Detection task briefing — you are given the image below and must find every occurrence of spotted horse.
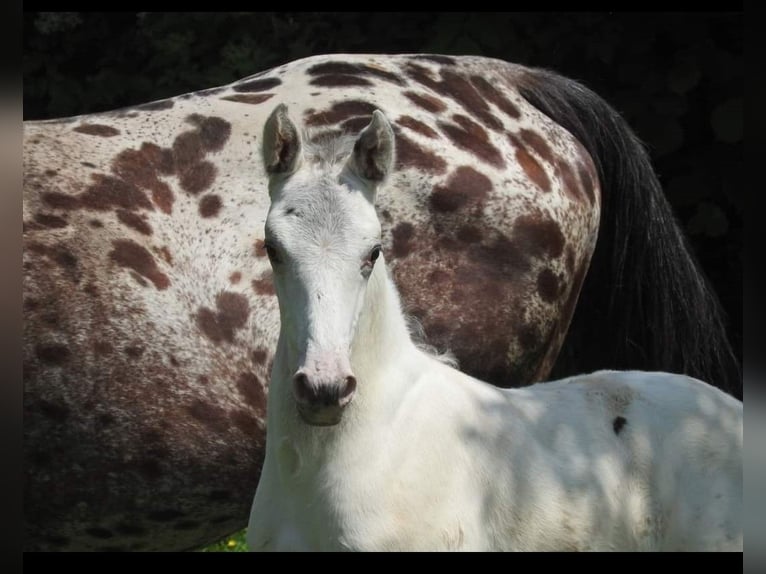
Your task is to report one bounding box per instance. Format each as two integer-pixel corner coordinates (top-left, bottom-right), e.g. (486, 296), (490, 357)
(23, 54), (740, 551)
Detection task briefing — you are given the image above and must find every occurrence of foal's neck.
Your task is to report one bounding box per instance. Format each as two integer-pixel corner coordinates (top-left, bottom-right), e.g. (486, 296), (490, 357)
(350, 257), (418, 382)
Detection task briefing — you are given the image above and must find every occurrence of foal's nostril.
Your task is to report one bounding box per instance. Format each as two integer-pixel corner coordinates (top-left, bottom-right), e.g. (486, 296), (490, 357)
(339, 376), (357, 406)
(293, 372), (312, 404)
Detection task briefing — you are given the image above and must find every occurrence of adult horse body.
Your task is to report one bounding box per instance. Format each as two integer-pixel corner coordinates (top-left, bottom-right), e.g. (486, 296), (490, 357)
(247, 106), (742, 551)
(23, 54), (739, 551)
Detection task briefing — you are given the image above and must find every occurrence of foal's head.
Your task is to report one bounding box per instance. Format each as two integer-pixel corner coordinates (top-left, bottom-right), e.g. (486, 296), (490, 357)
(261, 104), (395, 426)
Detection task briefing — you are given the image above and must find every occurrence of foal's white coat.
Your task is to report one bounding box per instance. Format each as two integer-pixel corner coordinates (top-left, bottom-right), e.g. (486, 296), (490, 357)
(247, 106), (743, 552)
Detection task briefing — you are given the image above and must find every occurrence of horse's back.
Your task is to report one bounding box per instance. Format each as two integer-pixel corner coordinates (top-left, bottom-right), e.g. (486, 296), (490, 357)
(524, 370), (742, 551)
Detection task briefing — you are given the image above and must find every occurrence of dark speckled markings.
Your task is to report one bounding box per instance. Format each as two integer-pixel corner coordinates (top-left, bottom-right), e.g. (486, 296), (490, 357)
(23, 54), (604, 552)
(196, 292), (250, 345)
(307, 61), (406, 88)
(221, 93), (275, 105)
(74, 123), (120, 137)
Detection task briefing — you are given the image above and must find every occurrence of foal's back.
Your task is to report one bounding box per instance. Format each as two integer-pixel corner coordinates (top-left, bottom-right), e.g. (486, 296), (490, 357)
(461, 369), (742, 551)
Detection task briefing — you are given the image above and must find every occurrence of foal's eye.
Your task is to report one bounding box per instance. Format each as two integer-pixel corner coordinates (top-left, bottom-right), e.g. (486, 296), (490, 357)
(369, 245), (382, 264)
(264, 242), (280, 264)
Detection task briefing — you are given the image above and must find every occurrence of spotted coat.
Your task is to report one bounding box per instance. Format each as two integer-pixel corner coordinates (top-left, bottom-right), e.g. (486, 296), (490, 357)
(23, 54), (598, 551)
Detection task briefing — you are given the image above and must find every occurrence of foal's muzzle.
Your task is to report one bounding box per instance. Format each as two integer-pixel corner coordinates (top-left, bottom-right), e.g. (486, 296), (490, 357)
(292, 371), (357, 426)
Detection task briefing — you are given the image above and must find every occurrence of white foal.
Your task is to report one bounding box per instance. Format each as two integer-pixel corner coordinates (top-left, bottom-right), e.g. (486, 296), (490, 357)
(246, 105), (743, 552)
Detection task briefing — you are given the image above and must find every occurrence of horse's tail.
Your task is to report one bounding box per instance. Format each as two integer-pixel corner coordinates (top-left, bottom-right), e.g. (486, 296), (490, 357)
(516, 67), (741, 398)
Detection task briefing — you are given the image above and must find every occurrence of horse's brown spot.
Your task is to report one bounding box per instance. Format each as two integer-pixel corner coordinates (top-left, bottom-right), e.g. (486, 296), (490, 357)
(509, 134), (551, 192)
(109, 239), (170, 290)
(197, 308), (224, 345)
(221, 93), (275, 105)
(517, 323), (541, 351)
(231, 408), (261, 437)
(252, 273), (275, 296)
(537, 268), (560, 303)
(394, 131), (447, 174)
(169, 355), (179, 367)
(253, 239), (268, 258)
(152, 185), (174, 214)
(512, 215), (565, 259)
(519, 129), (554, 164)
(172, 131), (204, 173)
(471, 75), (521, 120)
(236, 372), (266, 412)
(307, 61), (406, 86)
(613, 416), (627, 435)
(186, 115), (232, 152)
(391, 222), (415, 259)
(305, 101), (377, 127)
(187, 399), (228, 433)
(112, 144), (174, 212)
(229, 271), (242, 284)
(88, 219), (103, 228)
(125, 345), (144, 358)
(557, 159), (583, 203)
(403, 91), (447, 114)
(411, 54), (458, 65)
(116, 209), (152, 235)
(33, 213), (68, 229)
(405, 64), (503, 131)
(81, 161), (96, 168)
(457, 225), (483, 243)
(309, 75), (373, 87)
(179, 161), (216, 195)
(81, 174), (154, 212)
(398, 115), (438, 138)
(199, 194), (222, 218)
(196, 292), (250, 344)
(430, 166), (493, 213)
(85, 527), (114, 539)
(26, 242), (79, 281)
(41, 192), (80, 210)
(251, 348), (268, 365)
(94, 341), (113, 356)
(74, 124), (120, 137)
(136, 99), (175, 111)
(232, 77), (282, 92)
(438, 115), (504, 168)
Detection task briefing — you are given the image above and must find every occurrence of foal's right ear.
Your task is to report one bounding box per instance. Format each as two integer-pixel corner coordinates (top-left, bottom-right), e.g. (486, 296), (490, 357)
(262, 104), (302, 175)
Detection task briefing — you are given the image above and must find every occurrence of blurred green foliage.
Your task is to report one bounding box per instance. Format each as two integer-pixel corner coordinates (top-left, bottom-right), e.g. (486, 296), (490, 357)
(23, 12), (742, 361)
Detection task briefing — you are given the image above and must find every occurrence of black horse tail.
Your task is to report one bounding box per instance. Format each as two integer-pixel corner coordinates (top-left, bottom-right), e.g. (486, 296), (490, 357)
(516, 67), (741, 398)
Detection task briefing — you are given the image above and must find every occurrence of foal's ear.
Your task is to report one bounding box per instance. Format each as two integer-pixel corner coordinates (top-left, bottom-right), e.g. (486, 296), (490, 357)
(262, 104), (302, 175)
(348, 110), (395, 183)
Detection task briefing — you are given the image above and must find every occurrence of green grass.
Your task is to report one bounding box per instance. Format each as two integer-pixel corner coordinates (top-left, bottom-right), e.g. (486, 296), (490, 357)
(200, 529), (249, 552)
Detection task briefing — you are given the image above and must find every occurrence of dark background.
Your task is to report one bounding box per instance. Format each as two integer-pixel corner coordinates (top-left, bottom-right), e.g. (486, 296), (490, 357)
(23, 12), (743, 367)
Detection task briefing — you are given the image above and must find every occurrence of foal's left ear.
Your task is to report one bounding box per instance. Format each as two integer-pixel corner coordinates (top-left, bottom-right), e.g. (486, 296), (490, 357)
(347, 110), (395, 183)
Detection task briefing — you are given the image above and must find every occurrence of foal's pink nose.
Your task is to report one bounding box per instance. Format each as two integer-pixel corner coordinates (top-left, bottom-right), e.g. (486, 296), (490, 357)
(292, 371), (357, 426)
